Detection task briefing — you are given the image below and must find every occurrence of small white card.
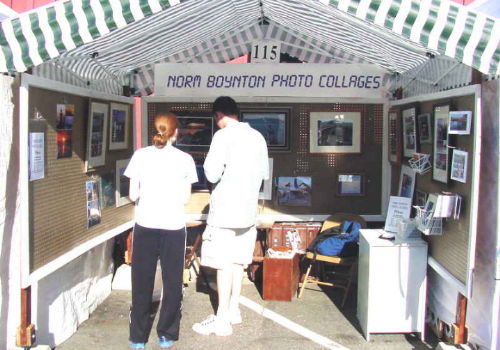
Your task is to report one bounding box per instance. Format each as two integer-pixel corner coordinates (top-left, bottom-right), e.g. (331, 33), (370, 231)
(384, 196), (412, 233)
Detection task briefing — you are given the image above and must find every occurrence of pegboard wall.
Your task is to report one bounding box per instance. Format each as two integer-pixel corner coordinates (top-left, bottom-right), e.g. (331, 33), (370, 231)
(391, 94), (475, 284)
(29, 87), (134, 272)
(147, 101), (384, 216)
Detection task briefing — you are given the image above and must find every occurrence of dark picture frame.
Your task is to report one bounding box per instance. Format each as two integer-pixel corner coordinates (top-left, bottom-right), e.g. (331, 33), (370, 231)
(175, 112), (214, 152)
(417, 113), (432, 144)
(433, 103), (451, 183)
(388, 109), (402, 164)
(85, 101), (109, 171)
(240, 108), (290, 151)
(336, 173), (365, 196)
(109, 103), (130, 150)
(402, 106), (418, 158)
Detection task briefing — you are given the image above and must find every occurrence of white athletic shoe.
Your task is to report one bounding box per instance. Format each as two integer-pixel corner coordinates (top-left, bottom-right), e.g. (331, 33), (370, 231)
(192, 315), (233, 336)
(229, 308), (242, 325)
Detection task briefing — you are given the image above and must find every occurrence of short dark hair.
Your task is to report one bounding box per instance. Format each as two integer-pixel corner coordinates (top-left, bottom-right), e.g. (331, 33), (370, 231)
(212, 96), (239, 118)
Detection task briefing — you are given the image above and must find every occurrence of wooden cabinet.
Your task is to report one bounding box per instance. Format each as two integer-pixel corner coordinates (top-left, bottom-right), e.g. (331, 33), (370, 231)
(263, 253), (300, 301)
(357, 229), (428, 341)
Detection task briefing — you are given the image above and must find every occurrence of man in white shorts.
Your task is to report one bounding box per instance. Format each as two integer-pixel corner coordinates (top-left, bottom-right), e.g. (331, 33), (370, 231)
(192, 96), (269, 336)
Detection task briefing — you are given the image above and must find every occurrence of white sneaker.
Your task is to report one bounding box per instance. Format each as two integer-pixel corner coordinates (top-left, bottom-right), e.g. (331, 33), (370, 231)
(192, 315), (233, 336)
(229, 308), (242, 325)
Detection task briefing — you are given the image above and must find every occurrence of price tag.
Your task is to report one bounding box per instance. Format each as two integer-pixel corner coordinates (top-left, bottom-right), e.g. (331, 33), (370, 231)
(251, 41), (280, 63)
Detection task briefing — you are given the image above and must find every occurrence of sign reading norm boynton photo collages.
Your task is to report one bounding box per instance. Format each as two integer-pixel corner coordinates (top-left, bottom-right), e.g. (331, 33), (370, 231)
(154, 63), (387, 99)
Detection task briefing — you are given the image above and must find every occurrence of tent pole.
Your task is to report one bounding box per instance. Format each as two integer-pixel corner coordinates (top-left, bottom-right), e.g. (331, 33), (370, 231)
(16, 287), (35, 347)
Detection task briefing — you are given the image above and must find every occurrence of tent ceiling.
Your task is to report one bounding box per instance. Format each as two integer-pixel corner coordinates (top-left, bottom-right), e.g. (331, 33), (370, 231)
(0, 0), (498, 95)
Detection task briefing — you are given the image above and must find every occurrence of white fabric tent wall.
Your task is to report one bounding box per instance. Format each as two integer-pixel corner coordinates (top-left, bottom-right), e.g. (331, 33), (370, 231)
(0, 74), (22, 350)
(33, 241), (114, 348)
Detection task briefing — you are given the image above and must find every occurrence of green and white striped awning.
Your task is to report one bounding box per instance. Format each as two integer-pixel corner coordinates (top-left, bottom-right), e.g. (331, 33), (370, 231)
(0, 0), (498, 93)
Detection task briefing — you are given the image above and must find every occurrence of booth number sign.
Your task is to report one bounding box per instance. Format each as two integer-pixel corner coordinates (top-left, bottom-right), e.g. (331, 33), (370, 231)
(251, 41), (281, 63)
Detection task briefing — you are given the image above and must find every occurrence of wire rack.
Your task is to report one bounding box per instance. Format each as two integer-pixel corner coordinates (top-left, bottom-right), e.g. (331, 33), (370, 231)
(409, 153), (432, 174)
(414, 206), (443, 235)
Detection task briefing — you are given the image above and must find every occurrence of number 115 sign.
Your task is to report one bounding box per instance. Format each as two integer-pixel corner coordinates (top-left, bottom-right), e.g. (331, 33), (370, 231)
(251, 41), (281, 63)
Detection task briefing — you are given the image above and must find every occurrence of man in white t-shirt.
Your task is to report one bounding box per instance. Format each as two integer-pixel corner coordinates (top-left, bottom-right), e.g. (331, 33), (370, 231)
(192, 96), (269, 336)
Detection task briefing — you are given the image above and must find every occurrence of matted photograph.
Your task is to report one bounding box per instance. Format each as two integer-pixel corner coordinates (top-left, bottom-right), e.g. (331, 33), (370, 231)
(176, 115), (214, 152)
(259, 158), (274, 200)
(417, 113), (432, 144)
(433, 104), (450, 183)
(398, 165), (416, 200)
(109, 103), (129, 150)
(100, 172), (116, 208)
(116, 159), (132, 207)
(336, 173), (364, 196)
(450, 149), (468, 183)
(241, 109), (289, 150)
(276, 176), (312, 206)
(448, 111), (472, 135)
(86, 102), (109, 170)
(402, 107), (417, 157)
(388, 110), (402, 164)
(85, 180), (101, 228)
(310, 112), (361, 153)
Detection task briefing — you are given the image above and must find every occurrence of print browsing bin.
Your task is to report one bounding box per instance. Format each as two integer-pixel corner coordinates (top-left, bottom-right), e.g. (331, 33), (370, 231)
(267, 222), (322, 251)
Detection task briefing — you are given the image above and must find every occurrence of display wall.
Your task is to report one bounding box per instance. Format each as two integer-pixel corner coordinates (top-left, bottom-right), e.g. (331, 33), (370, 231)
(28, 86), (134, 271)
(146, 101), (384, 216)
(390, 94), (475, 284)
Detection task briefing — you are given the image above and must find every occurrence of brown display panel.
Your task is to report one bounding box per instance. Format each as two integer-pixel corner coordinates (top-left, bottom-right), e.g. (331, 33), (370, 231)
(147, 102), (384, 216)
(29, 87), (134, 272)
(392, 95), (475, 284)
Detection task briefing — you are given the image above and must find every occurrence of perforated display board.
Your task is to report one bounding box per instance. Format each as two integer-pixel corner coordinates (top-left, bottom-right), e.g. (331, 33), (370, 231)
(146, 101), (384, 216)
(29, 87), (134, 272)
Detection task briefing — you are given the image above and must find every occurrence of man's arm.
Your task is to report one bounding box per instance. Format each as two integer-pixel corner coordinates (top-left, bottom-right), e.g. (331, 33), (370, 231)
(204, 132), (226, 184)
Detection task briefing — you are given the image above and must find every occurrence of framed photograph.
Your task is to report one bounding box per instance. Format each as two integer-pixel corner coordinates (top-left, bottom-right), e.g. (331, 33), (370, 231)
(433, 104), (450, 183)
(115, 159), (132, 207)
(86, 102), (109, 170)
(176, 114), (214, 152)
(56, 104), (75, 158)
(85, 180), (102, 228)
(450, 149), (468, 183)
(109, 103), (129, 150)
(241, 108), (290, 151)
(398, 165), (416, 200)
(336, 173), (365, 196)
(417, 113), (432, 144)
(309, 111), (361, 153)
(388, 109), (402, 164)
(415, 190), (428, 208)
(276, 176), (312, 206)
(448, 111), (472, 135)
(402, 106), (417, 157)
(259, 158), (274, 200)
(100, 172), (116, 208)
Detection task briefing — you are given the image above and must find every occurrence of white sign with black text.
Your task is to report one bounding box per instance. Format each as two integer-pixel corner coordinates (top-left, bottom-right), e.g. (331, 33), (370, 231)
(384, 196), (412, 234)
(251, 41), (281, 63)
(154, 63), (386, 98)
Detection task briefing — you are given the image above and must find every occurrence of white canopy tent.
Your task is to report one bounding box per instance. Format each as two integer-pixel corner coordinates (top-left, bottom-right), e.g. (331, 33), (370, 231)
(0, 0), (498, 96)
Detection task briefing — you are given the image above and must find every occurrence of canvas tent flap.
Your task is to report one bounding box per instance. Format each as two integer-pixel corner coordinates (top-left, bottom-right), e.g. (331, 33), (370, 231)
(0, 0), (498, 92)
